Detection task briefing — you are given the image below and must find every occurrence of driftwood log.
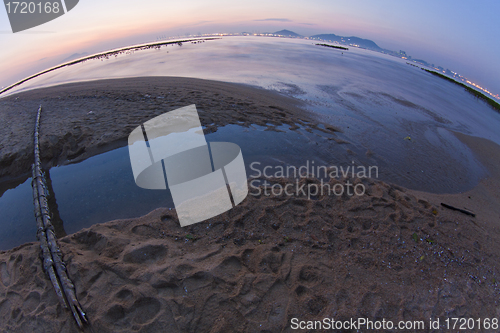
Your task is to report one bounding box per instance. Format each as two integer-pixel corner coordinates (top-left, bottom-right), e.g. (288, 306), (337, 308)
(31, 105), (88, 329)
(440, 203), (476, 217)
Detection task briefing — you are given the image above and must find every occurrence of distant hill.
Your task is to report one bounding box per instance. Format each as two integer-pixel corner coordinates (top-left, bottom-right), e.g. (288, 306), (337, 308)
(273, 29), (302, 37)
(310, 34), (382, 51)
(267, 31), (381, 51)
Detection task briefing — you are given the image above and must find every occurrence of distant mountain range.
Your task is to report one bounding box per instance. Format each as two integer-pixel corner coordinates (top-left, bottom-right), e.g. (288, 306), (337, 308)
(271, 30), (382, 52)
(273, 29), (302, 37)
(309, 34), (382, 51)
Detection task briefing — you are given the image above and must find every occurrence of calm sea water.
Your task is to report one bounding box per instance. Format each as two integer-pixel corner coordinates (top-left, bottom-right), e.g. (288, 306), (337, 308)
(1, 36), (499, 250)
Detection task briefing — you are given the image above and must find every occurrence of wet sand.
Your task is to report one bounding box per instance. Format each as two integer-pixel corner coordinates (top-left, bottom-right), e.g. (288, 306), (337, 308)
(0, 78), (500, 332)
(0, 77), (338, 194)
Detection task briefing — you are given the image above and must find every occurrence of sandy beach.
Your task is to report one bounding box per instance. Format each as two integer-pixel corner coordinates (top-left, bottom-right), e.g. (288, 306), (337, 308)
(1, 77), (500, 332)
(0, 77), (339, 195)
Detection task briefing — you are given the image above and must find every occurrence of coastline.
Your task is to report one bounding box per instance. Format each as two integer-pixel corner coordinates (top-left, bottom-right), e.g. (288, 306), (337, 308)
(0, 77), (499, 331)
(407, 131), (500, 231)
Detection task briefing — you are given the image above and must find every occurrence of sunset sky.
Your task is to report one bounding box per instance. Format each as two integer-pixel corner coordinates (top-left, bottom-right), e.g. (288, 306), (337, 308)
(1, 0), (499, 94)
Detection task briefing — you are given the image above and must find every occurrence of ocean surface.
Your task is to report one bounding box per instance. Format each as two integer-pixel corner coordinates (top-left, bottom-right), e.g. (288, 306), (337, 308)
(1, 36), (500, 250)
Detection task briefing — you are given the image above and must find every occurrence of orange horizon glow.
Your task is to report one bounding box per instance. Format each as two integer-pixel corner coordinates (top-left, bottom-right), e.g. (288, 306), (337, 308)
(1, 0), (499, 95)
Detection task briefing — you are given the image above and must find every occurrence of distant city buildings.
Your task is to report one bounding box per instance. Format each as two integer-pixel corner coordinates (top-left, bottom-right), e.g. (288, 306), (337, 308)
(407, 58), (499, 100)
